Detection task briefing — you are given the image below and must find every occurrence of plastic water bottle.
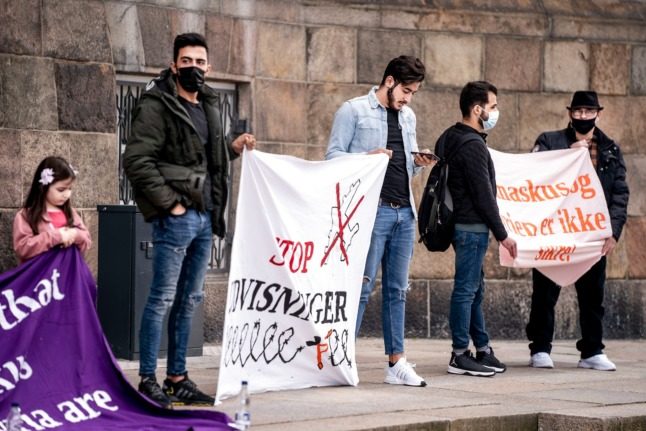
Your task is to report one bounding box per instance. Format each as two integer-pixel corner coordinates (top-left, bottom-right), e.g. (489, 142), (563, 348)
(234, 380), (251, 430)
(6, 403), (23, 431)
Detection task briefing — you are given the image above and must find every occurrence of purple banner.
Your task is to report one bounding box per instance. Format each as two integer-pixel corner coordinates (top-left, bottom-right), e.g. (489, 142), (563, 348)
(0, 247), (232, 430)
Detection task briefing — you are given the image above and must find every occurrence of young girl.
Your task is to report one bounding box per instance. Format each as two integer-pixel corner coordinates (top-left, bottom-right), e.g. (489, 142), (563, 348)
(13, 156), (92, 263)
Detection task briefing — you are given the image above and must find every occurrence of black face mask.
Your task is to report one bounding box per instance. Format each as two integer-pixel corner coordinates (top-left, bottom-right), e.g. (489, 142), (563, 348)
(571, 117), (596, 134)
(176, 66), (205, 93)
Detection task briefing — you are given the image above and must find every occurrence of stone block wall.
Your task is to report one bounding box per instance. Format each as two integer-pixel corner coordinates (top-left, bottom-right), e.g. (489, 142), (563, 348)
(1, 0), (645, 343)
(0, 0), (118, 272)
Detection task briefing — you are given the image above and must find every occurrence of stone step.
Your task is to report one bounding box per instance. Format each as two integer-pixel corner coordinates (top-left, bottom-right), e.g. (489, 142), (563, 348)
(118, 339), (646, 431)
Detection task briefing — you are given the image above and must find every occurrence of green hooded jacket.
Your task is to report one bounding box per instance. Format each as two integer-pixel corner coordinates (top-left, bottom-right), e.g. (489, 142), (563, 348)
(123, 68), (238, 237)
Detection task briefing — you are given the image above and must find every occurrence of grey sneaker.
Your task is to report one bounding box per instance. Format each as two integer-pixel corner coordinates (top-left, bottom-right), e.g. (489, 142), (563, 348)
(476, 348), (507, 373)
(138, 376), (172, 409)
(448, 350), (495, 377)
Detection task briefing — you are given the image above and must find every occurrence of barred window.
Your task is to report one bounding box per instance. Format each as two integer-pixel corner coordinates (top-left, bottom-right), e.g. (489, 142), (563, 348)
(115, 75), (237, 273)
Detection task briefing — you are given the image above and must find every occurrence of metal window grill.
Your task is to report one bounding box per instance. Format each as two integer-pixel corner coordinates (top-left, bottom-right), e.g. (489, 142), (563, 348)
(115, 76), (237, 273)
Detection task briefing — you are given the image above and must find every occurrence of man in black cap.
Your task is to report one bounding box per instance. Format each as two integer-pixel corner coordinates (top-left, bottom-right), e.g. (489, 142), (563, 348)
(526, 90), (629, 371)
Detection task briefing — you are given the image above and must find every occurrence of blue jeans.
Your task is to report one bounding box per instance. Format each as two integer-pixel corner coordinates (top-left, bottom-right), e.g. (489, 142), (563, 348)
(139, 209), (212, 377)
(449, 229), (490, 351)
(356, 204), (415, 355)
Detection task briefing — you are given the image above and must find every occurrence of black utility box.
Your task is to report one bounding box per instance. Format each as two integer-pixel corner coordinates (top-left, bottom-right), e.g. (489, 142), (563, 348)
(96, 205), (203, 360)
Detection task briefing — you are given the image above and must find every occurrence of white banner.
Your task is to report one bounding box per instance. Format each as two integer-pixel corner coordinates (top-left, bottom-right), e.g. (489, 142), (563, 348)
(490, 147), (612, 286)
(216, 150), (388, 402)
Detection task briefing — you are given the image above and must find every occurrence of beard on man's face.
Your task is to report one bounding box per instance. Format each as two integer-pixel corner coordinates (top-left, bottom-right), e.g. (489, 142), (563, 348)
(387, 86), (403, 110)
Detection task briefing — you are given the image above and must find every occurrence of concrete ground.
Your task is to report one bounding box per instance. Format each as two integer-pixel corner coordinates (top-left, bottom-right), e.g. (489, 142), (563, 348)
(119, 338), (646, 430)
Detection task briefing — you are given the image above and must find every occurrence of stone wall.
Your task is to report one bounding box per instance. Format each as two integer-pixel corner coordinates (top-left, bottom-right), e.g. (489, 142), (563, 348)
(1, 0), (645, 343)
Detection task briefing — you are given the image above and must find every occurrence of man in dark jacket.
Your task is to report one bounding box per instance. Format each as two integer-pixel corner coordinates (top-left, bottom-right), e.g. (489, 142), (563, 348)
(443, 81), (517, 377)
(124, 33), (255, 408)
(527, 91), (629, 371)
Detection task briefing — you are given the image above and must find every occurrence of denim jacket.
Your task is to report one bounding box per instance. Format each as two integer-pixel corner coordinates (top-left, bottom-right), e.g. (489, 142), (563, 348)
(325, 86), (423, 215)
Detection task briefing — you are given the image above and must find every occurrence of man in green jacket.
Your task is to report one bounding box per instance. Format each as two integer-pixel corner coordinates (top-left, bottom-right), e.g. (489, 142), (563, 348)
(124, 32), (255, 408)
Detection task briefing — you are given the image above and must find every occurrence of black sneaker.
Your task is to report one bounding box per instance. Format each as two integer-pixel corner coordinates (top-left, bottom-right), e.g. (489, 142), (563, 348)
(138, 376), (172, 409)
(163, 375), (215, 406)
(476, 348), (507, 373)
(448, 350), (495, 377)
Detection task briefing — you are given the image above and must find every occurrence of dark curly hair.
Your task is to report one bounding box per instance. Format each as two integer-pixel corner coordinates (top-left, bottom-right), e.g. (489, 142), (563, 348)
(380, 56), (426, 86)
(459, 81), (498, 118)
(173, 33), (209, 62)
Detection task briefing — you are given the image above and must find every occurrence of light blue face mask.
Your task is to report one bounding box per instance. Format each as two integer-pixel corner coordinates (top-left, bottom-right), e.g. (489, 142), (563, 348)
(481, 109), (500, 131)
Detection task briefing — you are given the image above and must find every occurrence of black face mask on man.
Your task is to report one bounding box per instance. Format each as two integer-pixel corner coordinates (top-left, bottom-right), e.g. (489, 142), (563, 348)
(175, 66), (205, 92)
(571, 117), (596, 134)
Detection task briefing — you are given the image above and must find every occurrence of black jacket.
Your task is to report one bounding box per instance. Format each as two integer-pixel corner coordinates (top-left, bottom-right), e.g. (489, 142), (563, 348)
(442, 122), (508, 241)
(532, 125), (629, 240)
(123, 68), (237, 237)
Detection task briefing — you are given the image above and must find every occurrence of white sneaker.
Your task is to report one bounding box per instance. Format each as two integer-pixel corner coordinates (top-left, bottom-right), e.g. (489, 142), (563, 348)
(384, 358), (427, 387)
(529, 352), (554, 368)
(578, 354), (616, 371)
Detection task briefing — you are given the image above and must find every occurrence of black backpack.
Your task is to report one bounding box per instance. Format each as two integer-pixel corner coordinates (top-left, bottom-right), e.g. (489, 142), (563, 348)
(417, 131), (475, 252)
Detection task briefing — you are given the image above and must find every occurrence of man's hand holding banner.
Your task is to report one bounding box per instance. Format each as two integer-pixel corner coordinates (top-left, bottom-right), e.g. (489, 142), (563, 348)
(490, 147), (612, 286)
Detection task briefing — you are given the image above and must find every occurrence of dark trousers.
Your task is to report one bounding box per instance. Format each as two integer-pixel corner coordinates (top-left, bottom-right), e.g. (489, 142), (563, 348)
(526, 257), (606, 359)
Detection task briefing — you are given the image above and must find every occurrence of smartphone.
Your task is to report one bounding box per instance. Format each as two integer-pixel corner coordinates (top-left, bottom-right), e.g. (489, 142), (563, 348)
(411, 151), (440, 162)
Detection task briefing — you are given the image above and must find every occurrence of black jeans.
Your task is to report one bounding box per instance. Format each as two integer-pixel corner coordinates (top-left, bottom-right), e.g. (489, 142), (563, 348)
(526, 257), (606, 359)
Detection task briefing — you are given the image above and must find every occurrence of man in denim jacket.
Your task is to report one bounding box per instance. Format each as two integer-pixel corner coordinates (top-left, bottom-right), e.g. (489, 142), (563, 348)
(326, 56), (435, 387)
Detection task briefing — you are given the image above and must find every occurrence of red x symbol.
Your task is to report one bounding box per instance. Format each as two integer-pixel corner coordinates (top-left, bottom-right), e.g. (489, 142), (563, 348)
(320, 182), (365, 266)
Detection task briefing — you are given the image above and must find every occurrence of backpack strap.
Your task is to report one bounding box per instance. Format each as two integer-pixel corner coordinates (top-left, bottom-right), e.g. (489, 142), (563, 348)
(439, 130), (483, 166)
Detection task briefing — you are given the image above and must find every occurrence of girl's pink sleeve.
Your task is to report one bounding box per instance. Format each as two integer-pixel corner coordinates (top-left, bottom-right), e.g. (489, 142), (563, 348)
(72, 209), (92, 252)
(13, 210), (62, 262)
